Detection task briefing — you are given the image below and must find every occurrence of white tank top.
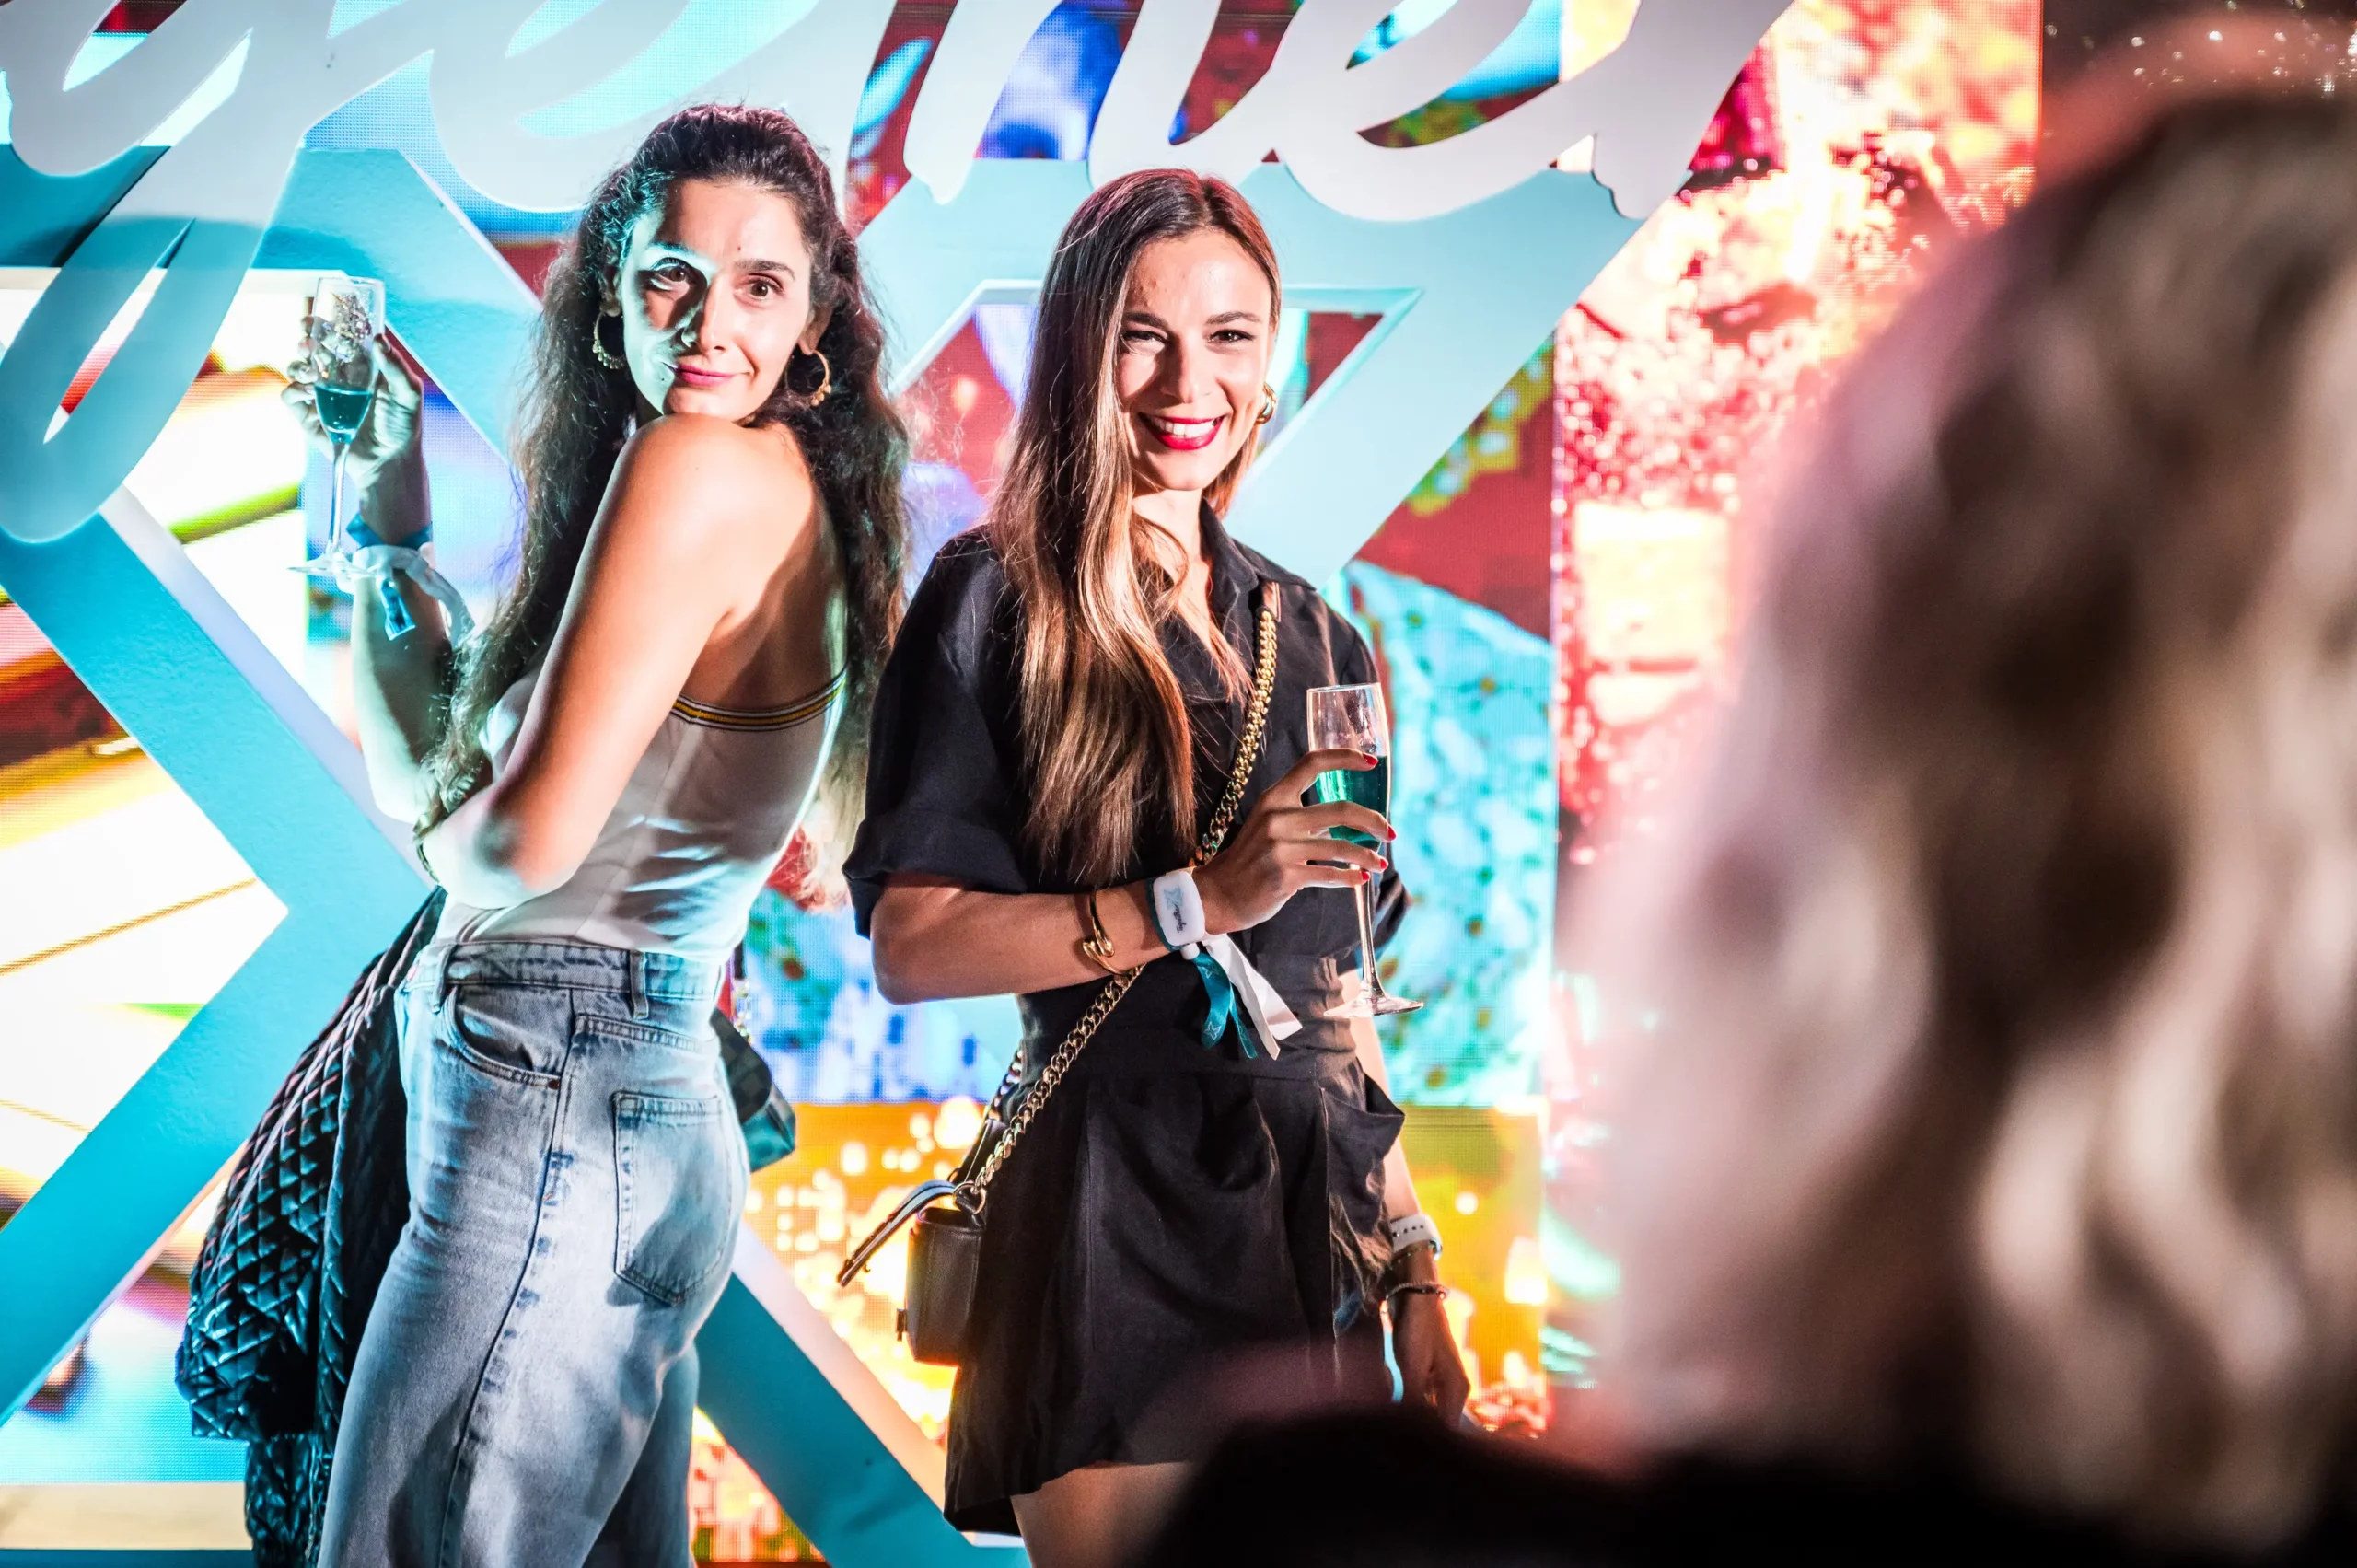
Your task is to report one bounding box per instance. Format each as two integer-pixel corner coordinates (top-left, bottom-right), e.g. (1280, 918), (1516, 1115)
(435, 658), (845, 962)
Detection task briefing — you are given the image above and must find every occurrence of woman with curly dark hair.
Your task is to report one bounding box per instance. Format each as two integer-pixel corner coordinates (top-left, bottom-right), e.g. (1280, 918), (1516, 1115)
(294, 104), (906, 1565)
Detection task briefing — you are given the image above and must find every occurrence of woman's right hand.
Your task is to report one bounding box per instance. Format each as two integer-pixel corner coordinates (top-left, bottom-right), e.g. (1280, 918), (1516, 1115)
(1195, 748), (1392, 935)
(282, 338), (431, 544)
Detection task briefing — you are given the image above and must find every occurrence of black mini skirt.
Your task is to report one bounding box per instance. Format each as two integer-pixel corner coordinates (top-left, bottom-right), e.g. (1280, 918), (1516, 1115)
(942, 986), (1406, 1534)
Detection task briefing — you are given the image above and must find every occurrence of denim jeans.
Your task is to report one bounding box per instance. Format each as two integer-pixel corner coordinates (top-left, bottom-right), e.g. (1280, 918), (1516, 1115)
(317, 939), (747, 1568)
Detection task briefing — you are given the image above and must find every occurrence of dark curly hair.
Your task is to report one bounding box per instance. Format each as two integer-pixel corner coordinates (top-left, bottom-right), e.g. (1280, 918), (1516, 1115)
(418, 103), (907, 851)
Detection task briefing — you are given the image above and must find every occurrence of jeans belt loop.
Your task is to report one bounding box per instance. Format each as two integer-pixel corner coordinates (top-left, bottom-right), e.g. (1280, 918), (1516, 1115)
(629, 950), (650, 1020)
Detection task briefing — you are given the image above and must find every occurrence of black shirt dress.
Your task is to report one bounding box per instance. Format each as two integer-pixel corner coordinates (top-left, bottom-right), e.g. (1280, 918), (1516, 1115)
(845, 509), (1410, 1532)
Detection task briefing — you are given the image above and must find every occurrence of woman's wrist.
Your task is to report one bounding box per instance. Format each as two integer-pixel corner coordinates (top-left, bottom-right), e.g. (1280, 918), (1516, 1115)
(1192, 863), (1239, 937)
(352, 445), (433, 546)
(1072, 880), (1168, 972)
(1387, 1240), (1440, 1286)
(414, 817), (453, 889)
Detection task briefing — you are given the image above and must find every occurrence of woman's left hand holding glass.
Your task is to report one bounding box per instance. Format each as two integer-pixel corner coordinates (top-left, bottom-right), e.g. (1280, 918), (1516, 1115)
(285, 341), (472, 643)
(283, 337), (431, 546)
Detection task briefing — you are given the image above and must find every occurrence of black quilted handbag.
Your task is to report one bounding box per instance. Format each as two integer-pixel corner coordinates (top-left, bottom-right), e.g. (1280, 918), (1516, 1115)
(178, 889), (441, 1568)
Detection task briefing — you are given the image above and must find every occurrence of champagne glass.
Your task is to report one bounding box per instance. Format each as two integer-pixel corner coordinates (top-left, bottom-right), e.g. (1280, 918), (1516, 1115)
(297, 274), (384, 583)
(1308, 683), (1422, 1018)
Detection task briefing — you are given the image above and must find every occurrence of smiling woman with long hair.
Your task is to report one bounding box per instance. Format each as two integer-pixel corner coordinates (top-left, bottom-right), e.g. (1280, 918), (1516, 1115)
(847, 170), (1469, 1568)
(288, 104), (905, 1565)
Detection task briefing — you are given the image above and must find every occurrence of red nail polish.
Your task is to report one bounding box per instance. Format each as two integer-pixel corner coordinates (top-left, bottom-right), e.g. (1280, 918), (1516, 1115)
(1360, 869), (1371, 883)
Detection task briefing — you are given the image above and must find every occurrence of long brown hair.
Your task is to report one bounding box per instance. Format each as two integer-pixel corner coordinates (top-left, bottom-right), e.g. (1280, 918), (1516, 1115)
(992, 170), (1279, 885)
(419, 104), (907, 843)
(1598, 94), (2357, 1548)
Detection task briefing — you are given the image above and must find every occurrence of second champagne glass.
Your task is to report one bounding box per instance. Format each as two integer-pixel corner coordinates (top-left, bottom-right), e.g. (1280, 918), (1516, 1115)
(298, 273), (385, 583)
(1307, 683), (1422, 1018)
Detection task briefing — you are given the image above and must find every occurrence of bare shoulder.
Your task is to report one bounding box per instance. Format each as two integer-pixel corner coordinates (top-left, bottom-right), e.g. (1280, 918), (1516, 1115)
(614, 412), (814, 505)
(603, 413), (818, 558)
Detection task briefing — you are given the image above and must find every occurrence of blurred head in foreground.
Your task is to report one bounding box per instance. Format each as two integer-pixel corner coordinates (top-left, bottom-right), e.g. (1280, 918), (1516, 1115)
(1601, 91), (2357, 1551)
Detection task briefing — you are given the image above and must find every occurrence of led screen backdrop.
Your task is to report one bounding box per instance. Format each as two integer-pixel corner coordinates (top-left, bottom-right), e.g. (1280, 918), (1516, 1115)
(0, 0), (2037, 1559)
(1541, 0), (2040, 1390)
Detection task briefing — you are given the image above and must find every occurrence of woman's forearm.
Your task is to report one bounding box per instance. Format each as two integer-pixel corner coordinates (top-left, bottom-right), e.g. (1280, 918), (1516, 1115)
(1382, 1136), (1438, 1284)
(346, 448), (447, 819)
(350, 563), (451, 820)
(870, 878), (1176, 1003)
(417, 782), (575, 909)
(1348, 1015), (1432, 1241)
(869, 833), (1359, 1005)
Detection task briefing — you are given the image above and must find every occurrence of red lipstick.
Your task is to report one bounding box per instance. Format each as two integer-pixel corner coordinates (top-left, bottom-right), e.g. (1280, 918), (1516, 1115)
(1141, 412), (1225, 452)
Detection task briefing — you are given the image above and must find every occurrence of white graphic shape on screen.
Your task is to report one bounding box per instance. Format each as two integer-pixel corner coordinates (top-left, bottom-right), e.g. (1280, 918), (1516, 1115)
(0, 0), (890, 211)
(908, 0), (1792, 220)
(5, 0), (1786, 221)
(1079, 0), (1527, 195)
(424, 0), (897, 211)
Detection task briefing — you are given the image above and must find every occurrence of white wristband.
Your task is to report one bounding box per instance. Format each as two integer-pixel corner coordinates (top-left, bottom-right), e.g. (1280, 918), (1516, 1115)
(1150, 868), (1208, 955)
(1384, 1212), (1442, 1260)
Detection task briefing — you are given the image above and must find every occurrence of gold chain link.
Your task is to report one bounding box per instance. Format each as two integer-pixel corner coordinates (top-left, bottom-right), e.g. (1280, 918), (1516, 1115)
(1192, 598), (1280, 862)
(965, 587), (1283, 1203)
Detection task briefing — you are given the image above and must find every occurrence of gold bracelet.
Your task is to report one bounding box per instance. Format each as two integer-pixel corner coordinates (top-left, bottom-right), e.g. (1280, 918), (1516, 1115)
(1075, 889), (1120, 974)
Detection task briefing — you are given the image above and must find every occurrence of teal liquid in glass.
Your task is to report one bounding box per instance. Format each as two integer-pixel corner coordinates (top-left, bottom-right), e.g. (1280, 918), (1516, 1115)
(1311, 756), (1389, 848)
(314, 382), (376, 440)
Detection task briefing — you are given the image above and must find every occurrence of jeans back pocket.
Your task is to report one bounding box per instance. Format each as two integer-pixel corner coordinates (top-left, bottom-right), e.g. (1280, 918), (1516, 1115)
(612, 1090), (733, 1306)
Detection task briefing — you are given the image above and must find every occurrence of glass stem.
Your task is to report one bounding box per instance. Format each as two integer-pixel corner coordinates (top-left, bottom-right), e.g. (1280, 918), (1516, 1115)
(328, 438), (349, 559)
(1353, 875), (1383, 1003)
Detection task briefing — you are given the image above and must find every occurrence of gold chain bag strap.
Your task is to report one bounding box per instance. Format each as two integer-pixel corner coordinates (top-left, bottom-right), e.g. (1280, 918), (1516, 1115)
(839, 581), (1285, 1365)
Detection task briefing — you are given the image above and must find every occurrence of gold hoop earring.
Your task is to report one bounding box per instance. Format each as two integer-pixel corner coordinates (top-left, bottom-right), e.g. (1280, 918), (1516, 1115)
(591, 311), (626, 372)
(1258, 383), (1278, 424)
(796, 347), (832, 403)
